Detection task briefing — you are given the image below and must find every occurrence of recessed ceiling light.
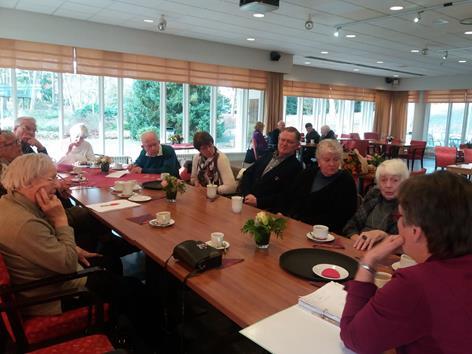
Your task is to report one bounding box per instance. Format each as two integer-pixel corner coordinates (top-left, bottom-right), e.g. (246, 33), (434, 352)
(393, 74), (399, 77)
(376, 61), (384, 64)
(458, 60), (467, 63)
(345, 34), (356, 38)
(410, 49), (420, 53)
(144, 19), (154, 23)
(320, 51), (329, 54)
(253, 13), (264, 18)
(390, 6), (404, 11)
(246, 37), (255, 41)
(353, 68), (360, 72)
(304, 61), (311, 65)
(465, 31), (472, 35)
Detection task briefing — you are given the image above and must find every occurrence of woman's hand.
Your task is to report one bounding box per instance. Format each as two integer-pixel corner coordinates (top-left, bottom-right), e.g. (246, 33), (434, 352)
(76, 246), (101, 267)
(353, 230), (388, 251)
(35, 188), (68, 228)
(362, 235), (405, 267)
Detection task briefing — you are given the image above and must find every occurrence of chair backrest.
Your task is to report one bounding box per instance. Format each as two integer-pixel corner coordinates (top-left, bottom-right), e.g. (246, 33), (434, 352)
(463, 148), (472, 164)
(350, 133), (361, 140)
(408, 140), (427, 159)
(340, 133), (350, 139)
(353, 140), (369, 156)
(364, 132), (379, 140)
(434, 146), (457, 168)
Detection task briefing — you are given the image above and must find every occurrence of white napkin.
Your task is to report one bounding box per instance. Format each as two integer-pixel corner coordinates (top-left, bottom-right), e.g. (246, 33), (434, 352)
(105, 170), (129, 178)
(86, 199), (140, 213)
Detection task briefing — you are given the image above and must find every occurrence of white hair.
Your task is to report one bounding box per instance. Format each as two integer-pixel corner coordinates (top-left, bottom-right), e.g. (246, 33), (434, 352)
(316, 139), (343, 159)
(375, 159), (410, 182)
(14, 116), (36, 129)
(70, 123), (89, 139)
(2, 154), (54, 191)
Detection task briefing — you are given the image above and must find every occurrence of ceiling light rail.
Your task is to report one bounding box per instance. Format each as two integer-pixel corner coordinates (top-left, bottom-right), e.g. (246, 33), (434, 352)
(333, 0), (472, 30)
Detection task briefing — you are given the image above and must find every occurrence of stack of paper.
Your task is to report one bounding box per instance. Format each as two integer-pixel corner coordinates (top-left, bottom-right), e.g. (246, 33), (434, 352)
(298, 281), (347, 325)
(105, 170), (129, 178)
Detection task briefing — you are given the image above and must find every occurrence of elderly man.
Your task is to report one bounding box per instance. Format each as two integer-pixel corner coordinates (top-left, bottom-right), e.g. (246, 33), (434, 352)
(129, 131), (180, 177)
(302, 123), (321, 168)
(268, 120), (286, 151)
(240, 126), (302, 212)
(14, 116), (48, 154)
(0, 130), (22, 195)
(320, 125), (336, 140)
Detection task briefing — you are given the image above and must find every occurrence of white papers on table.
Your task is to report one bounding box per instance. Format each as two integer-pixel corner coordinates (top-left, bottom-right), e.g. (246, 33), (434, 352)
(298, 281), (347, 325)
(105, 170), (129, 178)
(240, 282), (353, 354)
(86, 199), (140, 213)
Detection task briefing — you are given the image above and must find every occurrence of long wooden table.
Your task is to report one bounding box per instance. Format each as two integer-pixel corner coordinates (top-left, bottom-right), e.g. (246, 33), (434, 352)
(70, 185), (397, 328)
(447, 163), (472, 176)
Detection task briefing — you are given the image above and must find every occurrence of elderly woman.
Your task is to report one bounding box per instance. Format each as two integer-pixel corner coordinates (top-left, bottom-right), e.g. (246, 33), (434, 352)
(252, 121), (268, 160)
(340, 172), (472, 354)
(190, 131), (236, 195)
(283, 139), (357, 234)
(0, 154), (149, 325)
(343, 159), (410, 250)
(58, 123), (94, 164)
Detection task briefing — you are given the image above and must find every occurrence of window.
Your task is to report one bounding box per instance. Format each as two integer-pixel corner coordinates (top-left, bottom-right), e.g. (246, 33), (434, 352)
(104, 77), (119, 156)
(448, 103), (465, 147)
(0, 68), (13, 129)
(189, 85), (210, 139)
(17, 70), (60, 159)
(427, 103), (448, 147)
(466, 106), (472, 143)
(246, 89), (263, 147)
(405, 103), (415, 143)
(216, 87), (237, 150)
(166, 82), (183, 143)
(123, 79), (160, 158)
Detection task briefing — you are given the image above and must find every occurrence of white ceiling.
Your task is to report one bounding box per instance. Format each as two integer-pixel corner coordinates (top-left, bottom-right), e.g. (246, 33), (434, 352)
(2, 0), (472, 78)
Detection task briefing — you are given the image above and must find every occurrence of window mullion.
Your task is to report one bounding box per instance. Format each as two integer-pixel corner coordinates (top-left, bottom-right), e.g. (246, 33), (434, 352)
(58, 73), (64, 140)
(160, 82), (166, 142)
(99, 76), (105, 154)
(118, 78), (124, 155)
(210, 86), (216, 138)
(183, 83), (189, 143)
(11, 68), (17, 119)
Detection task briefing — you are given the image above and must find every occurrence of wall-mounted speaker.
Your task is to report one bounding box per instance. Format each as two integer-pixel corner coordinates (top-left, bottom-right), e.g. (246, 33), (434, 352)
(270, 51), (281, 61)
(385, 77), (400, 86)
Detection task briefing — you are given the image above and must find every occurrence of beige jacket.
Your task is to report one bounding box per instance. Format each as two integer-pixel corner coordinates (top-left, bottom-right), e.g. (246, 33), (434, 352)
(0, 192), (85, 316)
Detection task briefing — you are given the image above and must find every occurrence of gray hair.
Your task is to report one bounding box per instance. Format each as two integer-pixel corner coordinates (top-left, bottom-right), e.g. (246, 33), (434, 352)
(375, 158), (410, 182)
(2, 154), (54, 192)
(316, 139), (343, 159)
(14, 116), (36, 129)
(70, 123), (89, 139)
(0, 130), (16, 146)
(140, 130), (159, 142)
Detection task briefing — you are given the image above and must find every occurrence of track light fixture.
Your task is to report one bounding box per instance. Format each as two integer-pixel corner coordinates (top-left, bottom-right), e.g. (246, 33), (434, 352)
(305, 14), (314, 30)
(442, 50), (448, 60)
(157, 14), (167, 31)
(414, 11), (423, 23)
(334, 26), (341, 37)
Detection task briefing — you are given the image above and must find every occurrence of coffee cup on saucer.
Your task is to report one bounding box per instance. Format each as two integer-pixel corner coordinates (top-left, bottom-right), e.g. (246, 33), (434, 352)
(399, 254), (417, 268)
(207, 184), (218, 199)
(210, 232), (224, 248)
(156, 211), (171, 225)
(114, 181), (125, 192)
(374, 272), (392, 288)
(122, 181), (135, 196)
(231, 196), (243, 213)
(312, 225), (329, 240)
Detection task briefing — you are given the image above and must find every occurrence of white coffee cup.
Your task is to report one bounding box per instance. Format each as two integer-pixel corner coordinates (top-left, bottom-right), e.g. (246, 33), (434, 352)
(231, 196), (243, 213)
(156, 211), (171, 225)
(114, 181), (125, 191)
(113, 162), (122, 170)
(211, 232), (224, 248)
(122, 180), (135, 196)
(207, 184), (218, 199)
(374, 272), (392, 288)
(160, 172), (170, 181)
(312, 225), (329, 240)
(72, 166), (82, 174)
(399, 254), (417, 268)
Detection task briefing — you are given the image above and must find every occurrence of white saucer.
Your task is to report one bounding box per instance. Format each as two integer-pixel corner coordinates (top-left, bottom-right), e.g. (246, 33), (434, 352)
(312, 264), (349, 280)
(149, 219), (175, 228)
(128, 195), (151, 202)
(306, 232), (335, 243)
(117, 192), (135, 198)
(71, 177), (87, 182)
(110, 185), (141, 193)
(205, 240), (230, 250)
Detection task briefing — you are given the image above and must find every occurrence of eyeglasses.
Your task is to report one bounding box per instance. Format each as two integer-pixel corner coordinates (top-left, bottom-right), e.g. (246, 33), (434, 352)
(20, 124), (37, 133)
(392, 211), (403, 222)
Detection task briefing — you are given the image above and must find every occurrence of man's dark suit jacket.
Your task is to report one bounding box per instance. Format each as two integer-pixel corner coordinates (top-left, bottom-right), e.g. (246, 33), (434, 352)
(240, 152), (302, 212)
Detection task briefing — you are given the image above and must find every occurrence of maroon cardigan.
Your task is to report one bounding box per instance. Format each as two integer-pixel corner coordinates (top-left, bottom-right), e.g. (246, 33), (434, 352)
(340, 254), (472, 354)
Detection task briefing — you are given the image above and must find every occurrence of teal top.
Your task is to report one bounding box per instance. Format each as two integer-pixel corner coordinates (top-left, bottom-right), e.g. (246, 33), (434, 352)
(134, 144), (180, 177)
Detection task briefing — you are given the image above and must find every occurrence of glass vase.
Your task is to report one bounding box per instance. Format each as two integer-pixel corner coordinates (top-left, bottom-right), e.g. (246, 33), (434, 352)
(165, 190), (177, 202)
(101, 163), (110, 173)
(254, 229), (271, 249)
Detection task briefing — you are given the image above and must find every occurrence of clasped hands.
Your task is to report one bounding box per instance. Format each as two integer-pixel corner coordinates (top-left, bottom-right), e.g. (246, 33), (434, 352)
(352, 230), (389, 251)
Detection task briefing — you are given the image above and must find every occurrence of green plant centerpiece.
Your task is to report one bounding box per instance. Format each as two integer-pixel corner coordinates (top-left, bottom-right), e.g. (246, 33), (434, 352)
(95, 155), (112, 172)
(161, 175), (186, 202)
(241, 211), (287, 249)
